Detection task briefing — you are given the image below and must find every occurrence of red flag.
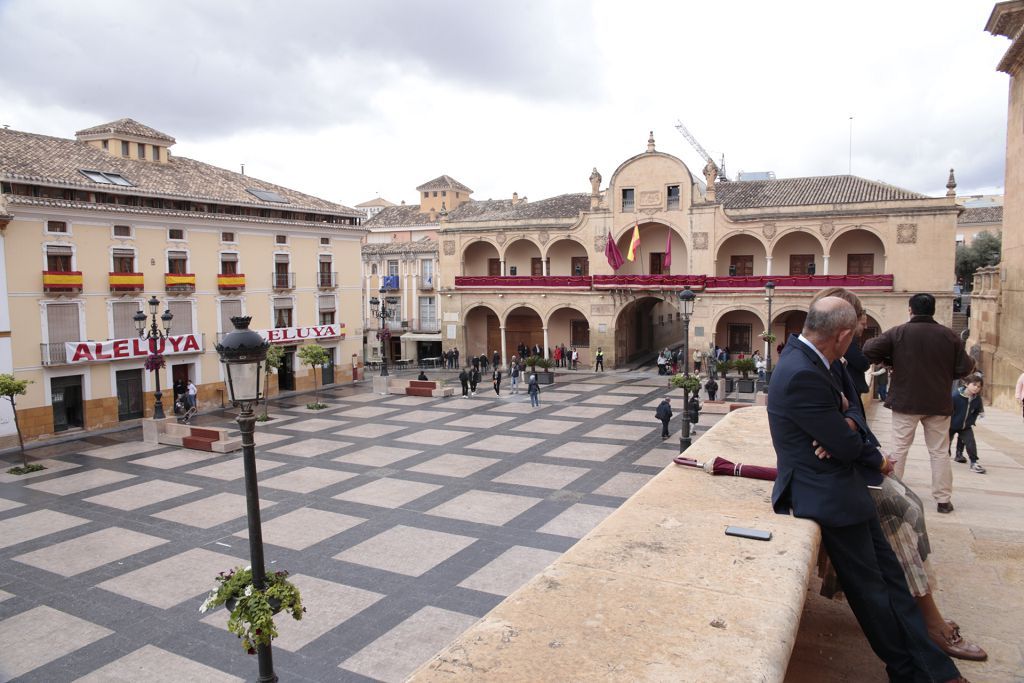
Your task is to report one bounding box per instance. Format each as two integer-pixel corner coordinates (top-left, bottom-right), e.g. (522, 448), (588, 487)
(605, 230), (624, 270)
(664, 228), (672, 268)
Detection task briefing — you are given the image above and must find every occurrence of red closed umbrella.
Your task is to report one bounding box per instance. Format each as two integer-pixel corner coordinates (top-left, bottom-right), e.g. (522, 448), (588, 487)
(674, 456), (777, 481)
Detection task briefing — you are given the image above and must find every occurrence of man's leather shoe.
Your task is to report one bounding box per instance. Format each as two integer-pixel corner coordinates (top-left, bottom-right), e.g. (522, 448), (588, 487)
(937, 502), (955, 513)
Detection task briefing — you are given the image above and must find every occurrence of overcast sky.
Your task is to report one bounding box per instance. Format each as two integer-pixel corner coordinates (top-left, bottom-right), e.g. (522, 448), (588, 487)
(0, 0), (1010, 208)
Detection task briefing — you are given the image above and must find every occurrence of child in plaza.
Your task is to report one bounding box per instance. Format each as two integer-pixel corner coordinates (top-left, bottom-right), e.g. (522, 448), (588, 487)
(949, 373), (986, 474)
(704, 376), (718, 401)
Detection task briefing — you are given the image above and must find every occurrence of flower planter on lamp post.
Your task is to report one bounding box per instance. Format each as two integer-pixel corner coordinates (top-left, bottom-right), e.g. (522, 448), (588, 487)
(134, 296), (173, 419)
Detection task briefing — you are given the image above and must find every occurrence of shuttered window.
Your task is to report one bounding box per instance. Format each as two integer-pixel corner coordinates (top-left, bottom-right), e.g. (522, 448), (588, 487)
(220, 252), (238, 275)
(318, 294), (335, 312)
(113, 248), (135, 273)
(112, 301), (140, 339)
(168, 301), (193, 335)
(46, 245), (73, 271)
(168, 250), (188, 274)
(220, 299), (242, 333)
(274, 253), (290, 263)
(46, 303), (80, 343)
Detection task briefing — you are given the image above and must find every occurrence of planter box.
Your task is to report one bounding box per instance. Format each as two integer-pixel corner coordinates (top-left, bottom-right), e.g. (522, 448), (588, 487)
(736, 379), (756, 393)
(533, 371), (555, 385)
(724, 378), (735, 393)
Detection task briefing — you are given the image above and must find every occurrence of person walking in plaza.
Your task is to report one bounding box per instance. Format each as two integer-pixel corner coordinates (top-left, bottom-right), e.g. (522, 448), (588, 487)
(571, 347), (579, 370)
(470, 367), (480, 396)
(509, 359), (520, 394)
(949, 373), (986, 474)
(595, 347), (604, 371)
(458, 366), (470, 398)
(704, 376), (718, 401)
(872, 362), (889, 401)
(769, 297), (964, 683)
(492, 366), (502, 396)
(692, 349), (702, 374)
(492, 349), (501, 369)
(527, 373), (540, 407)
(655, 397), (672, 439)
(687, 393), (701, 434)
(553, 345), (562, 368)
(863, 293), (975, 513)
(186, 379), (197, 412)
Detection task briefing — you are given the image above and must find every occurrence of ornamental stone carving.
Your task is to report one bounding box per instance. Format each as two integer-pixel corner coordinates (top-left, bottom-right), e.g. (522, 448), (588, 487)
(496, 232), (507, 245)
(638, 190), (661, 208)
(820, 221), (835, 238)
(897, 223), (918, 244)
(590, 304), (613, 315)
(594, 233), (607, 252)
(693, 232), (709, 250)
(539, 230), (550, 244)
(443, 240), (456, 255)
(761, 223), (777, 240)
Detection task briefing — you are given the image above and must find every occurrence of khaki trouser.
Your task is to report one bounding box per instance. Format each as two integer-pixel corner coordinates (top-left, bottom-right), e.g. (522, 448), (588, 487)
(890, 412), (953, 504)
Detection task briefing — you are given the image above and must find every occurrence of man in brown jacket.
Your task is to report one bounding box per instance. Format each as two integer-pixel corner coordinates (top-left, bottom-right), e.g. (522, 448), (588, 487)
(863, 293), (975, 513)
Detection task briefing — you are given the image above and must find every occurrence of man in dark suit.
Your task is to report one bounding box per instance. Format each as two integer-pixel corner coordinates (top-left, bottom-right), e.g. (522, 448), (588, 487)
(769, 297), (963, 683)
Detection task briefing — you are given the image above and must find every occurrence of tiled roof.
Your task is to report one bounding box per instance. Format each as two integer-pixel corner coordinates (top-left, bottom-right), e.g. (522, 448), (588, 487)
(0, 127), (362, 217)
(75, 118), (176, 143)
(958, 206), (1003, 224)
(447, 193), (590, 222)
(416, 174), (473, 193)
(715, 175), (928, 209)
(355, 197), (396, 208)
(364, 204), (438, 228)
(362, 237), (437, 255)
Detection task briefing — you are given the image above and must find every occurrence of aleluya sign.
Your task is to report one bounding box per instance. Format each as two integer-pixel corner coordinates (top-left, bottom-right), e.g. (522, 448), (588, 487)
(65, 334), (204, 363)
(259, 324), (346, 343)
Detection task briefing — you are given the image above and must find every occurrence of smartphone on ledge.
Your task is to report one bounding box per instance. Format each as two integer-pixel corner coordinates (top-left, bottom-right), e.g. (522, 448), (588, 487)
(725, 526), (772, 541)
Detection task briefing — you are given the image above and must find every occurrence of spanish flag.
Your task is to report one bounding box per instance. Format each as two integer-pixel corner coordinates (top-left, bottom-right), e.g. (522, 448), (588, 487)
(626, 222), (641, 262)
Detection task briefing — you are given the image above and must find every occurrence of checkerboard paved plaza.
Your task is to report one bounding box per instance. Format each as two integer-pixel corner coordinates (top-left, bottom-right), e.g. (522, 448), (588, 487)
(0, 372), (722, 682)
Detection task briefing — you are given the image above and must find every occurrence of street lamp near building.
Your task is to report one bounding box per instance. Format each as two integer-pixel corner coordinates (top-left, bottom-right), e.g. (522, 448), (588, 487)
(369, 287), (400, 376)
(134, 296), (173, 419)
(764, 280), (776, 388)
(215, 316), (277, 683)
(678, 286), (696, 453)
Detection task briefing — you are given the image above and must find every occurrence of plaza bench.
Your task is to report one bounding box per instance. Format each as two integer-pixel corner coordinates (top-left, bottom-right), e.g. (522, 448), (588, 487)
(410, 406), (819, 682)
(143, 419), (241, 453)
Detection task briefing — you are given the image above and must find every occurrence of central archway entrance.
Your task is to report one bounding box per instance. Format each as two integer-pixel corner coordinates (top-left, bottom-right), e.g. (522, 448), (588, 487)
(614, 296), (675, 364)
(505, 306), (543, 361)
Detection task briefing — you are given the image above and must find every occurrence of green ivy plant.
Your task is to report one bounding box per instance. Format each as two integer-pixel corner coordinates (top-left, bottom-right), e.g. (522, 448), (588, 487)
(670, 373), (702, 394)
(199, 566), (304, 654)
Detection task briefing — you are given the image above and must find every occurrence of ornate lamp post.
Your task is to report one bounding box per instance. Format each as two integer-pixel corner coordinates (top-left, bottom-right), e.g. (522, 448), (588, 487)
(368, 287), (400, 377)
(678, 287), (696, 453)
(764, 280), (776, 385)
(215, 316), (277, 683)
(134, 296), (173, 419)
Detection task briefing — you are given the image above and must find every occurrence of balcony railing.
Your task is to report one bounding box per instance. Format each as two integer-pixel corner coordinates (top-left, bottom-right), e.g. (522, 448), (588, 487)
(454, 275), (593, 288)
(317, 271), (337, 288)
(454, 273), (893, 291)
(622, 200), (635, 212)
(592, 274), (705, 289)
(272, 272), (296, 290)
(420, 277), (435, 290)
(217, 273), (246, 290)
(41, 332), (206, 366)
(704, 274), (894, 290)
(109, 272), (144, 292)
(42, 270), (83, 293)
(410, 318), (441, 333)
(165, 273), (196, 292)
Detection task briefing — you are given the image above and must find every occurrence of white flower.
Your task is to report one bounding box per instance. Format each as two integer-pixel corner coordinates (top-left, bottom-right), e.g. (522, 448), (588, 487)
(244, 585), (253, 597)
(199, 597), (213, 613)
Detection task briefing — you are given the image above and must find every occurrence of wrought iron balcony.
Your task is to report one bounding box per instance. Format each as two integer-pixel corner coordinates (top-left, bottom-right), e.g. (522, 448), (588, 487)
(165, 273), (196, 292)
(272, 272), (296, 290)
(317, 271), (337, 288)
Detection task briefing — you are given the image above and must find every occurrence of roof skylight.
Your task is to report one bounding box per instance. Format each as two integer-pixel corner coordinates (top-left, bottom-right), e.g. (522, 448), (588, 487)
(247, 188), (289, 204)
(79, 169), (134, 186)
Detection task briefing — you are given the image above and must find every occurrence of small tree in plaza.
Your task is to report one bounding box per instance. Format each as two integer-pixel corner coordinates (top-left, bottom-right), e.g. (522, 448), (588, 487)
(0, 374), (41, 473)
(297, 344), (329, 409)
(259, 345), (285, 421)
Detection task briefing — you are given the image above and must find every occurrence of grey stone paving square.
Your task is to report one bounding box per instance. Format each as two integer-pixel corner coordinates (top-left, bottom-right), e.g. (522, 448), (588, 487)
(75, 644), (243, 682)
(260, 467), (357, 493)
(0, 589), (11, 602)
(458, 545), (562, 596)
(617, 408), (662, 422)
(443, 397), (495, 410)
(97, 548), (239, 608)
(333, 423), (406, 438)
(341, 606), (477, 683)
(284, 402), (344, 414)
(189, 457), (286, 480)
(235, 508), (364, 550)
(493, 462), (589, 489)
(338, 392), (387, 403)
(518, 418), (581, 435)
(0, 497), (24, 512)
(408, 453), (500, 478)
(465, 434), (544, 454)
(536, 391), (579, 403)
(25, 468), (135, 496)
(336, 405), (399, 419)
(544, 441), (624, 462)
(277, 417), (347, 432)
(388, 408), (455, 423)
(396, 428), (472, 446)
(0, 509), (89, 550)
(551, 405), (612, 419)
(556, 383), (603, 393)
(445, 414), (515, 429)
(581, 393), (636, 406)
(203, 574), (384, 653)
(252, 431), (293, 447)
(153, 492), (275, 529)
(538, 503), (615, 538)
(594, 472), (653, 498)
(634, 447), (678, 468)
(0, 458), (80, 483)
(13, 527), (167, 576)
(268, 437), (349, 458)
(130, 448), (221, 470)
(335, 525), (475, 577)
(487, 402), (533, 414)
(0, 605), (112, 679)
(84, 480), (201, 511)
(333, 478), (441, 508)
(334, 445), (421, 467)
(84, 441), (166, 460)
(610, 385), (656, 395)
(587, 423), (655, 441)
(386, 395), (438, 406)
(427, 490), (541, 526)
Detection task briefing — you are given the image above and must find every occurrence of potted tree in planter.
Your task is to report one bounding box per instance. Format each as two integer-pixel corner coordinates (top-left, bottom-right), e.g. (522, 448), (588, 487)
(296, 344), (329, 410)
(200, 565), (305, 655)
(526, 355), (556, 385)
(717, 360), (735, 393)
(733, 358), (757, 393)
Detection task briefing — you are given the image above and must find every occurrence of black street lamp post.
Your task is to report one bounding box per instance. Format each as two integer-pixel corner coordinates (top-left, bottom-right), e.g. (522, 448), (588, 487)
(215, 316), (277, 683)
(134, 296), (173, 420)
(369, 287), (400, 377)
(678, 287), (696, 453)
(764, 280), (776, 388)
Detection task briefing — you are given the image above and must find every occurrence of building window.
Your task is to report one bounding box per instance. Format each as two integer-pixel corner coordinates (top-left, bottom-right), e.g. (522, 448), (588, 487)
(318, 294), (336, 325)
(220, 299), (243, 333)
(421, 259), (433, 285)
(121, 141), (130, 157)
(273, 298), (293, 328)
(221, 231), (235, 243)
(370, 264), (378, 275)
(728, 324), (752, 354)
(102, 140), (108, 150)
(167, 250), (188, 274)
(168, 228), (185, 241)
(46, 245), (73, 271)
(667, 185), (680, 210)
(847, 253), (875, 275)
(46, 302), (81, 346)
(320, 237), (330, 246)
(168, 300), (193, 335)
(275, 235), (287, 245)
(432, 191), (438, 197)
(419, 296), (436, 327)
(112, 301), (139, 339)
(113, 224), (132, 238)
(650, 253), (666, 275)
(729, 255), (753, 276)
(387, 260), (399, 277)
(46, 220), (68, 234)
(621, 188), (635, 212)
(441, 191), (447, 197)
(789, 254), (815, 276)
(423, 192), (429, 199)
(570, 320), (590, 347)
(220, 252), (238, 275)
(138, 143), (146, 160)
(113, 248), (135, 273)
(152, 146), (161, 162)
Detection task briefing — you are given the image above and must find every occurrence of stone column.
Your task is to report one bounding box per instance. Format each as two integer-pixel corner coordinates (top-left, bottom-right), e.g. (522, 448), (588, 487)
(542, 258), (549, 276)
(765, 256), (773, 276)
(500, 326), (507, 364)
(822, 255), (830, 275)
(543, 327), (550, 358)
(500, 259), (506, 276)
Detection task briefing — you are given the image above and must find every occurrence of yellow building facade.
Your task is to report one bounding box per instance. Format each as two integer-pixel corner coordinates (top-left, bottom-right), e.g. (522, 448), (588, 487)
(0, 119), (366, 446)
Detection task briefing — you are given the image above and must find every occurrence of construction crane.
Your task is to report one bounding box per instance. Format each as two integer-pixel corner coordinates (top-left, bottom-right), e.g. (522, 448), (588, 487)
(674, 120), (727, 181)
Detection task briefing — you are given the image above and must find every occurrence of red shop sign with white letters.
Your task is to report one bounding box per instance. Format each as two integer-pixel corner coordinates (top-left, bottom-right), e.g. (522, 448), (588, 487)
(64, 334), (204, 364)
(258, 324), (346, 343)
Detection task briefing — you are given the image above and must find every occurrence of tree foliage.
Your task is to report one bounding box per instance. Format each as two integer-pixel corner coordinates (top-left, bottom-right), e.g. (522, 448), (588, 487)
(0, 374), (33, 468)
(296, 344), (329, 408)
(955, 231), (1001, 288)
